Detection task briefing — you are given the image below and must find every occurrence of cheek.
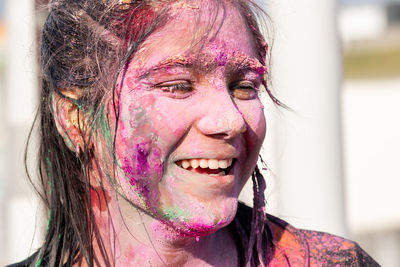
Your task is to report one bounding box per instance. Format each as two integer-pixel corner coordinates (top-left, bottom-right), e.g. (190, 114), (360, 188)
(238, 100), (266, 149)
(149, 98), (195, 143)
(110, 94), (165, 206)
(236, 101), (265, 188)
(111, 93), (195, 207)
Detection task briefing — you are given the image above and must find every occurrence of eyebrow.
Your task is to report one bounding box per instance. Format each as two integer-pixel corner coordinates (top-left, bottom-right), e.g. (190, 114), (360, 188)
(229, 56), (266, 75)
(138, 53), (266, 79)
(138, 57), (194, 79)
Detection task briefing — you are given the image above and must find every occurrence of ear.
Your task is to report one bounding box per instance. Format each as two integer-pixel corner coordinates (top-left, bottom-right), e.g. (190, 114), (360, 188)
(51, 88), (88, 153)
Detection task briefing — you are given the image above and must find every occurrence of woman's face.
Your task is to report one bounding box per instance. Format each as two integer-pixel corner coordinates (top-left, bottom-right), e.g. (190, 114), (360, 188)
(96, 1), (266, 237)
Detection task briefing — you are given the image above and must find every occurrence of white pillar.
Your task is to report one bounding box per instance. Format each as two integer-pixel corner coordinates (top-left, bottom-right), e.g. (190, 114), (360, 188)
(2, 0), (42, 265)
(5, 0), (38, 125)
(264, 0), (346, 236)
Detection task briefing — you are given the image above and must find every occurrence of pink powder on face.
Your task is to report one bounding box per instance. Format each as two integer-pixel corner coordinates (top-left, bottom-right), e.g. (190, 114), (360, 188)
(122, 142), (152, 195)
(149, 146), (164, 177)
(215, 52), (228, 66)
(126, 163), (150, 197)
(105, 0), (267, 242)
(151, 220), (218, 239)
(177, 222), (221, 237)
(152, 211), (232, 239)
(135, 142), (150, 176)
(142, 50), (265, 78)
(118, 139), (164, 208)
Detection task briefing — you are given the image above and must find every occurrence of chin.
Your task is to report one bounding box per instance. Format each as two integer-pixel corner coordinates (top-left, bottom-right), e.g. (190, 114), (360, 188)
(161, 196), (239, 238)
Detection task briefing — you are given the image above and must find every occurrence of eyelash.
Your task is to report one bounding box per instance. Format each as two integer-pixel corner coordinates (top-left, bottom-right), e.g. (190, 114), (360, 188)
(155, 80), (193, 99)
(154, 80), (259, 100)
(229, 81), (259, 100)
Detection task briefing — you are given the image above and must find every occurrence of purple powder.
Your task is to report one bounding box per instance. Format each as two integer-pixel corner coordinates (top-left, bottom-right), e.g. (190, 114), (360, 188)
(215, 52), (228, 66)
(136, 142), (150, 176)
(150, 147), (164, 176)
(256, 66), (266, 76)
(122, 158), (137, 185)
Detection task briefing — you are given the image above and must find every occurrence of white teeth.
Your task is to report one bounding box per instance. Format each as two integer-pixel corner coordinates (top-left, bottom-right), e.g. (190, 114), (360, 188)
(190, 159), (199, 169)
(218, 160), (228, 169)
(199, 159), (208, 168)
(208, 159), (219, 169)
(181, 160), (190, 169)
(177, 158), (234, 170)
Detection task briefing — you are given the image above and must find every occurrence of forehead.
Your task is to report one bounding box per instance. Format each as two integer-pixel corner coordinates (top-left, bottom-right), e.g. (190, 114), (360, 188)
(134, 0), (259, 70)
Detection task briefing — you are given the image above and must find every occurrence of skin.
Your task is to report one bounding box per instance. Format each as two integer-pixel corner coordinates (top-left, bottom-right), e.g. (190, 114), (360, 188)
(55, 0), (266, 265)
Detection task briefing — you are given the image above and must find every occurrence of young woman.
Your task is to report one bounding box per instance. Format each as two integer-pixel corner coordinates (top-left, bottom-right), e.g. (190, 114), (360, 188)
(9, 0), (378, 266)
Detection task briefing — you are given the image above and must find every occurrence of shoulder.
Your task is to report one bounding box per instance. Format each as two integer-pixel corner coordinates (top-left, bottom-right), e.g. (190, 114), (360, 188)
(266, 214), (380, 266)
(236, 203), (380, 266)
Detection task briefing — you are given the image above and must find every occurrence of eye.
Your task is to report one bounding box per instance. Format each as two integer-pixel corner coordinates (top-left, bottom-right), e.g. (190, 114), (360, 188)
(230, 81), (258, 100)
(155, 80), (194, 99)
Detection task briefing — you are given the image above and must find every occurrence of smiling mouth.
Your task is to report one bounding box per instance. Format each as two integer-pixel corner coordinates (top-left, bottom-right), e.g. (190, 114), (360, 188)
(175, 158), (235, 176)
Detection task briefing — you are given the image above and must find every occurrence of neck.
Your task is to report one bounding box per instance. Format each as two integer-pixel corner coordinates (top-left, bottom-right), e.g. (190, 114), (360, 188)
(86, 183), (238, 266)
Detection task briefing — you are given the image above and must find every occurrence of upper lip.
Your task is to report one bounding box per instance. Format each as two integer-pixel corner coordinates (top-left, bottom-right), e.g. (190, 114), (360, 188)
(172, 154), (239, 163)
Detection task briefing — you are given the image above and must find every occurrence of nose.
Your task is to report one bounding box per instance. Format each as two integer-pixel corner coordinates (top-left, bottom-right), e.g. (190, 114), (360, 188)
(195, 93), (247, 140)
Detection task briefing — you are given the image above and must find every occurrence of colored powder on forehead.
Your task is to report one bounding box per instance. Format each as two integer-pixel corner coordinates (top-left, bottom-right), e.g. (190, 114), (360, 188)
(229, 51), (266, 72)
(167, 1), (200, 17)
(155, 55), (196, 68)
(215, 52), (228, 66)
(145, 50), (266, 74)
(256, 66), (266, 76)
(138, 55), (195, 78)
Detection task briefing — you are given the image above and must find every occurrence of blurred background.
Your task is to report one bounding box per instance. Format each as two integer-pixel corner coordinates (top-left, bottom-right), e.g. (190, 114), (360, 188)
(0, 0), (399, 266)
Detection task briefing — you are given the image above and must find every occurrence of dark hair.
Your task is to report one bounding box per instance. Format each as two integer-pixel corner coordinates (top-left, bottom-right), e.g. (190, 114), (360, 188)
(27, 0), (280, 266)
